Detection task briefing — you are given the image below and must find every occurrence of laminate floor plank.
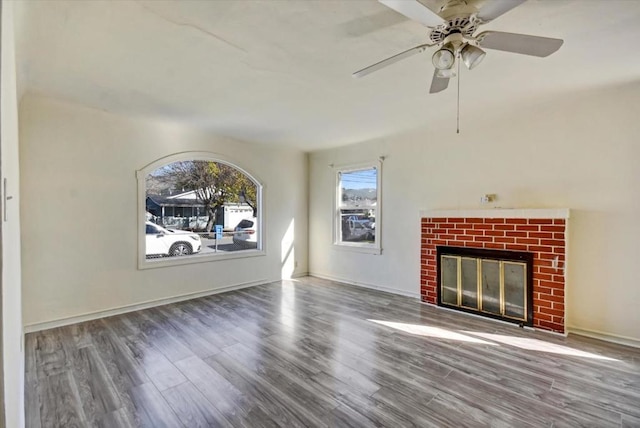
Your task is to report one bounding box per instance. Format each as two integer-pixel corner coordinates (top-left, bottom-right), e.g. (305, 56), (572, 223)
(25, 276), (640, 427)
(66, 345), (122, 425)
(161, 381), (234, 428)
(174, 355), (255, 425)
(206, 351), (329, 428)
(127, 382), (184, 428)
(38, 371), (87, 428)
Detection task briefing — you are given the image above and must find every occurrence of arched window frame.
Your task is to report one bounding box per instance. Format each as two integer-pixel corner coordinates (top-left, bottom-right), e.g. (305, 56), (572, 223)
(136, 151), (265, 269)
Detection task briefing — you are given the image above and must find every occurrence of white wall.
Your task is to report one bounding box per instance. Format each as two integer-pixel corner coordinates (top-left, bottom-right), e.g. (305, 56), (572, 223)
(1, 0), (25, 425)
(309, 82), (640, 343)
(20, 95), (308, 327)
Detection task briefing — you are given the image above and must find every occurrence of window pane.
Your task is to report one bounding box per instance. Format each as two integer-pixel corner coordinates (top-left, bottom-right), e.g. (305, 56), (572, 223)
(340, 168), (377, 209)
(504, 262), (526, 320)
(145, 160), (259, 259)
(461, 258), (478, 308)
(339, 209), (375, 243)
(481, 260), (501, 315)
(441, 256), (458, 305)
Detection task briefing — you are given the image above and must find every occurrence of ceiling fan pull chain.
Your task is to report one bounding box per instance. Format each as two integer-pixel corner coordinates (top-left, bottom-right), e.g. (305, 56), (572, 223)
(457, 53), (461, 134)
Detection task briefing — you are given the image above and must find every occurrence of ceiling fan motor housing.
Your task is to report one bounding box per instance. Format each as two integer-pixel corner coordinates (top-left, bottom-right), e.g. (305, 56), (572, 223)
(429, 15), (479, 44)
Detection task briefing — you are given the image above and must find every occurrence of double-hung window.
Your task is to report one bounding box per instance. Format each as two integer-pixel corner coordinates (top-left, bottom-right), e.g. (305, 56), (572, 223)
(335, 162), (381, 254)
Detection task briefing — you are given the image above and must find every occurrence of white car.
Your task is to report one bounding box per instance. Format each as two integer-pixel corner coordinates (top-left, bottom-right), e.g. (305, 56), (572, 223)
(233, 217), (258, 249)
(145, 222), (202, 257)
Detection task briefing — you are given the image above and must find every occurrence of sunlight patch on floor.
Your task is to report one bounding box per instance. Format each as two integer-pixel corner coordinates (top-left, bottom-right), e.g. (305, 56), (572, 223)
(368, 320), (496, 345)
(462, 331), (619, 361)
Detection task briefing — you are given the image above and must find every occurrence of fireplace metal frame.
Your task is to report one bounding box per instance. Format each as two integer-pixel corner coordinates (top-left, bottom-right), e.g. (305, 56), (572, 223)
(436, 246), (534, 326)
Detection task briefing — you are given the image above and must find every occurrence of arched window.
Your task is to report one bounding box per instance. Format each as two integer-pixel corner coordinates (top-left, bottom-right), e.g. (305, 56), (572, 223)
(137, 152), (263, 268)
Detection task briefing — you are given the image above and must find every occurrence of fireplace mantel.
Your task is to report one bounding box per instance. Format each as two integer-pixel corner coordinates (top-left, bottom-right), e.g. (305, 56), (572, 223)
(420, 208), (570, 220)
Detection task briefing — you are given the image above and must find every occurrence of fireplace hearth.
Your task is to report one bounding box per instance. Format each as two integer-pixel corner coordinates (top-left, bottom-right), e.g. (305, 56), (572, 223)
(437, 246), (534, 326)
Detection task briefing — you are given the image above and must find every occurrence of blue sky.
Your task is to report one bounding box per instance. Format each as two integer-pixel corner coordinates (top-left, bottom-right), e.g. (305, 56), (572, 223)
(341, 168), (377, 190)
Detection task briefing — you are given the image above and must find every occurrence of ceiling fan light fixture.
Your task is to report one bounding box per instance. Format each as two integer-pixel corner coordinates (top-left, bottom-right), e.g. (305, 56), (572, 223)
(432, 44), (455, 70)
(435, 68), (456, 79)
(461, 43), (486, 70)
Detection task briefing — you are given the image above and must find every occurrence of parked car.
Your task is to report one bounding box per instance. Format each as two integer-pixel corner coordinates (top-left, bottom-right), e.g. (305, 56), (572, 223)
(233, 217), (258, 249)
(145, 221), (201, 257)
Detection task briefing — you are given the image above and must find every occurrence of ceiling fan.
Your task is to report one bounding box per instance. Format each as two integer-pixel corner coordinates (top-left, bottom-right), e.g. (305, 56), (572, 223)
(353, 0), (564, 94)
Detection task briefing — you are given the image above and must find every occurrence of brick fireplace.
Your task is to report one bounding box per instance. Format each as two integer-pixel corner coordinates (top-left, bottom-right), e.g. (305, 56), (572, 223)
(420, 209), (568, 333)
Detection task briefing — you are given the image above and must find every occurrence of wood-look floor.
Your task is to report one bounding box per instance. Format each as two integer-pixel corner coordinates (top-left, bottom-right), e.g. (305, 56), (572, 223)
(25, 276), (640, 428)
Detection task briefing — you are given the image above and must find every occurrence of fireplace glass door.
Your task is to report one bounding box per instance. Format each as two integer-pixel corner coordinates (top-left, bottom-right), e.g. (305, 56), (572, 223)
(440, 255), (527, 322)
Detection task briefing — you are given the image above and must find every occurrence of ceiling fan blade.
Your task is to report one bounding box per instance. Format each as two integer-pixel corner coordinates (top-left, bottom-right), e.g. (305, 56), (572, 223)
(353, 44), (432, 78)
(476, 0), (526, 23)
(429, 69), (449, 93)
(476, 31), (563, 57)
(378, 0), (444, 27)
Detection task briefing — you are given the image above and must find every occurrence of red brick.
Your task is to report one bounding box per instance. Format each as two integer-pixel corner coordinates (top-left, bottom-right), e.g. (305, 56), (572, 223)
(553, 247), (565, 255)
(518, 225), (540, 231)
(539, 307), (564, 317)
(537, 299), (552, 308)
(553, 232), (565, 240)
(533, 286), (552, 295)
(455, 223), (472, 229)
(494, 224), (516, 231)
(440, 234), (457, 240)
(553, 302), (565, 311)
(433, 228), (448, 234)
(539, 252), (564, 261)
(448, 229), (469, 235)
(466, 218), (485, 223)
(466, 242), (484, 248)
(528, 219), (553, 224)
(553, 219), (566, 225)
(538, 267), (559, 275)
(475, 236), (493, 242)
(542, 294), (564, 303)
(506, 231), (528, 237)
(505, 218), (528, 224)
(495, 237), (515, 244)
(515, 238), (539, 245)
(529, 245), (553, 253)
(539, 280), (563, 289)
(536, 320), (563, 332)
(535, 273), (553, 281)
(505, 244), (529, 251)
(433, 239), (447, 245)
(473, 224), (494, 230)
(447, 218), (465, 223)
(535, 313), (553, 322)
(485, 230), (505, 237)
(541, 239), (565, 247)
(553, 275), (565, 282)
(530, 232), (553, 239)
(541, 225), (565, 233)
(466, 230), (485, 236)
(485, 218), (506, 224)
(485, 243), (505, 249)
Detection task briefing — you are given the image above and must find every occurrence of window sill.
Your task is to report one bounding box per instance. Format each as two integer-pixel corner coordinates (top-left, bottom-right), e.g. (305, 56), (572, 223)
(333, 243), (382, 255)
(138, 249), (266, 270)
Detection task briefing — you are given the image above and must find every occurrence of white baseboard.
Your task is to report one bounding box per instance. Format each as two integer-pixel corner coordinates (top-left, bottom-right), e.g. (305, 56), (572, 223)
(309, 272), (421, 299)
(24, 279), (268, 333)
(568, 326), (640, 349)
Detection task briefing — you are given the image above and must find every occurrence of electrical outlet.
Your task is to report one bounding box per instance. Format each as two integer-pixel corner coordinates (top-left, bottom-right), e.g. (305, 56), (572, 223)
(480, 194), (496, 204)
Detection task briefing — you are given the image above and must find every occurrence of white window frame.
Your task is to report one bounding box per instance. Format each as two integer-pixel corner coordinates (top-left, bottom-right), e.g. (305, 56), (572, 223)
(333, 160), (382, 255)
(136, 151), (265, 270)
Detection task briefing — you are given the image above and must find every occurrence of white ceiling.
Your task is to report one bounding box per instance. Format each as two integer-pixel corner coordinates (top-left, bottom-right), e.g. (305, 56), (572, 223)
(13, 0), (640, 151)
